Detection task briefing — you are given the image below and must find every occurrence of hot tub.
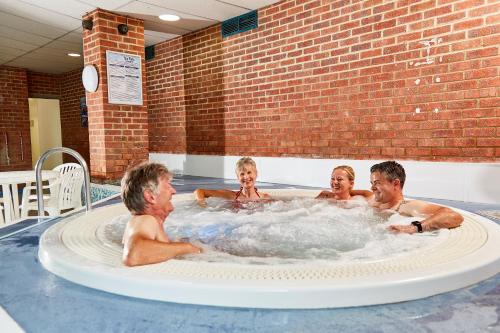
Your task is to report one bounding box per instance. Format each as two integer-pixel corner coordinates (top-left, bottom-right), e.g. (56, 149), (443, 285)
(38, 189), (500, 309)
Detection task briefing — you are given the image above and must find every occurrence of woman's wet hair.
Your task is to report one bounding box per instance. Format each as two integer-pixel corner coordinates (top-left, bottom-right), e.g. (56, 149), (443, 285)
(333, 165), (355, 182)
(370, 161), (406, 188)
(121, 162), (171, 214)
(235, 156), (257, 173)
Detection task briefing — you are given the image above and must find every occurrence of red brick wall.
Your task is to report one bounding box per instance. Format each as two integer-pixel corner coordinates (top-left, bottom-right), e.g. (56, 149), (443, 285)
(83, 9), (148, 180)
(0, 66), (32, 171)
(59, 69), (89, 165)
(27, 71), (60, 98)
(147, 38), (187, 153)
(147, 0), (499, 162)
(0, 67), (90, 170)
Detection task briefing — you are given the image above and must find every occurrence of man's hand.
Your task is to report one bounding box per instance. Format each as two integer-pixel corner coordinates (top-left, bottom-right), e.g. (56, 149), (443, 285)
(388, 224), (418, 234)
(193, 189), (207, 207)
(186, 243), (202, 254)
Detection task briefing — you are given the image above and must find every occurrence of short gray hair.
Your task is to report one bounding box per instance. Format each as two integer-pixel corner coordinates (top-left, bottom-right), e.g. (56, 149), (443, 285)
(121, 162), (171, 214)
(235, 156), (257, 173)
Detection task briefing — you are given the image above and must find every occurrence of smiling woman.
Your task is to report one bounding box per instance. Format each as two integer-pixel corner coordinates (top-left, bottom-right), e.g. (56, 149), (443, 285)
(316, 165), (356, 200)
(193, 157), (271, 206)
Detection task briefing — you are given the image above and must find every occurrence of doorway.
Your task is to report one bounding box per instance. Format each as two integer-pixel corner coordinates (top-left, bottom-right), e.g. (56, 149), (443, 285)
(29, 98), (63, 169)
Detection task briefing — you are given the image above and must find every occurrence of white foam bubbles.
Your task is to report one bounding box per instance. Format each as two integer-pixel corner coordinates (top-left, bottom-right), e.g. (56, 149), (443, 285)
(165, 198), (445, 265)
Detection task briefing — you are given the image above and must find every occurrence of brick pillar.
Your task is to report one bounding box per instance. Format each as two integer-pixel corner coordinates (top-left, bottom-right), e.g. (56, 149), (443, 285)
(82, 9), (148, 181)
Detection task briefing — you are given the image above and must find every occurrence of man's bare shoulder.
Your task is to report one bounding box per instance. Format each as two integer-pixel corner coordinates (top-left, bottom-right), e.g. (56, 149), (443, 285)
(125, 214), (162, 241)
(399, 199), (443, 216)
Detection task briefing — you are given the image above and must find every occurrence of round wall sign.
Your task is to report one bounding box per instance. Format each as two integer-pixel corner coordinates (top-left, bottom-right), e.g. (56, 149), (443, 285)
(82, 65), (99, 92)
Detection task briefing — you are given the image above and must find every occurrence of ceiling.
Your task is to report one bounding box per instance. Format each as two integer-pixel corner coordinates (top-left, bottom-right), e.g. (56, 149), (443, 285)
(0, 0), (281, 74)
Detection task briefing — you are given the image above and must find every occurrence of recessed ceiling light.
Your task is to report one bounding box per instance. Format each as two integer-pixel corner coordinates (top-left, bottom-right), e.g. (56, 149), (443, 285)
(159, 14), (180, 21)
(68, 53), (81, 57)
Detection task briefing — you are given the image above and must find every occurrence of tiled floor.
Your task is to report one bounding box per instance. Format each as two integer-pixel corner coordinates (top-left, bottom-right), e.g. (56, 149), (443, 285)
(0, 175), (499, 333)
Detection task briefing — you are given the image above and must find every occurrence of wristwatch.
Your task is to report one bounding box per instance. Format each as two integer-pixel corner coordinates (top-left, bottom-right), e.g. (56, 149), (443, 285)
(411, 221), (423, 233)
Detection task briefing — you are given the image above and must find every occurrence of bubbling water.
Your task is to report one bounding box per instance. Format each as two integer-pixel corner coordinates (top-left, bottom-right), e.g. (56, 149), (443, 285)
(163, 197), (446, 265)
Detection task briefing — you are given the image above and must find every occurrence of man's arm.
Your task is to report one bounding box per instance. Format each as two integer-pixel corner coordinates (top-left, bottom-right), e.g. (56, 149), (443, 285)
(389, 200), (463, 234)
(350, 189), (373, 198)
(123, 218), (200, 266)
(193, 189), (236, 206)
(315, 190), (334, 199)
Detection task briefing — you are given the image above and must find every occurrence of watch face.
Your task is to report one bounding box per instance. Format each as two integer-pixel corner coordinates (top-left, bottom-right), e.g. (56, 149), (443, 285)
(82, 65), (99, 92)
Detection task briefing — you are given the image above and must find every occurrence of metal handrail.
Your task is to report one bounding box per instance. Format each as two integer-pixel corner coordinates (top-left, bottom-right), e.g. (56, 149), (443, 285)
(35, 147), (92, 217)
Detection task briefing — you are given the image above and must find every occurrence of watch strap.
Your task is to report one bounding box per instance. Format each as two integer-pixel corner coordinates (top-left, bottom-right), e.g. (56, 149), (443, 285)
(411, 221), (423, 233)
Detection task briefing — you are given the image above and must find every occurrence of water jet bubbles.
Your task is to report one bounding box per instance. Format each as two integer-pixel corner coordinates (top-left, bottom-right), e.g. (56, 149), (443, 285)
(415, 79), (421, 85)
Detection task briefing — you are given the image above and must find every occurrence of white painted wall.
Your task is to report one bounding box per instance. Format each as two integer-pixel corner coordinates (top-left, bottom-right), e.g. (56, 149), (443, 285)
(150, 153), (500, 204)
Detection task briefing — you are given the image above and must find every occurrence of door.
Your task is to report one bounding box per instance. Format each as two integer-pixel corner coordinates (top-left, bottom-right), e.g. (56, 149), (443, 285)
(29, 98), (63, 169)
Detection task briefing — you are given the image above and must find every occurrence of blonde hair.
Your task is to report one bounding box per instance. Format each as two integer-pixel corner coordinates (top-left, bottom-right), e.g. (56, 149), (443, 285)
(235, 156), (257, 173)
(333, 165), (355, 182)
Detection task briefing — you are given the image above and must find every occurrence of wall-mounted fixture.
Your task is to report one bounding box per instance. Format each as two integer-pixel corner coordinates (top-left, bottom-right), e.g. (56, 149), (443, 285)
(82, 19), (93, 30)
(117, 23), (128, 35)
(222, 10), (258, 38)
(82, 65), (99, 93)
(118, 17), (129, 35)
(145, 45), (155, 61)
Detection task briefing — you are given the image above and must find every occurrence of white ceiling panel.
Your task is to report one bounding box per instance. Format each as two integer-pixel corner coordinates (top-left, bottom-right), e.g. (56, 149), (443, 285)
(0, 25), (52, 46)
(119, 1), (214, 21)
(77, 0), (134, 11)
(0, 12), (67, 38)
(44, 40), (83, 52)
(58, 32), (84, 44)
(6, 57), (77, 73)
(140, 18), (193, 35)
(222, 0), (279, 10)
(0, 0), (82, 30)
(20, 52), (81, 64)
(144, 30), (179, 46)
(0, 36), (39, 51)
(16, 0), (95, 19)
(143, 0), (249, 21)
(117, 2), (216, 31)
(28, 48), (82, 60)
(0, 54), (15, 62)
(0, 44), (30, 54)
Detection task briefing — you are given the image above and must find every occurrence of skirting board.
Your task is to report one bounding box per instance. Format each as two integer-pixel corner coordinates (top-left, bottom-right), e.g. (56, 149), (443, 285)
(150, 153), (500, 205)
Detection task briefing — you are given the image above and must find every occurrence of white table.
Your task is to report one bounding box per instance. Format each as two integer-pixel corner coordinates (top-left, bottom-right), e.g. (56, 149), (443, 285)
(0, 170), (60, 225)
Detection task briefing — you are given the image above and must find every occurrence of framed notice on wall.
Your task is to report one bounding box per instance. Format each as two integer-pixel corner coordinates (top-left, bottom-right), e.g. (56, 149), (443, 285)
(106, 50), (143, 105)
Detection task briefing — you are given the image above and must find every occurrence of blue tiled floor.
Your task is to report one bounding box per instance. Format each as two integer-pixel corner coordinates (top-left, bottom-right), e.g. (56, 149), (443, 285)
(0, 175), (498, 333)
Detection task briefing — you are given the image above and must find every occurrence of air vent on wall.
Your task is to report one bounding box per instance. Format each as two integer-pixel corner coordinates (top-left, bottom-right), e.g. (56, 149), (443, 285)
(222, 10), (258, 38)
(145, 45), (155, 61)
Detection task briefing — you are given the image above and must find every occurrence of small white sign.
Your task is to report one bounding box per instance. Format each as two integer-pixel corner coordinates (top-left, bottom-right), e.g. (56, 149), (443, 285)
(106, 50), (143, 105)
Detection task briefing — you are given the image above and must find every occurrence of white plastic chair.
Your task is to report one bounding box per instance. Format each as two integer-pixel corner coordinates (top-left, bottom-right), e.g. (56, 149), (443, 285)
(0, 202), (4, 225)
(21, 167), (84, 217)
(57, 167), (84, 211)
(53, 163), (81, 175)
(53, 163), (82, 206)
